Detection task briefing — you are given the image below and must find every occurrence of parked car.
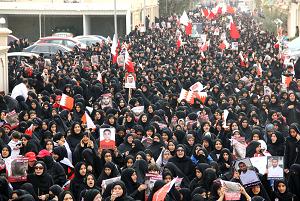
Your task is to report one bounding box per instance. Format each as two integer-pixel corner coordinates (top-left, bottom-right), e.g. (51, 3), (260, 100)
(8, 52), (39, 62)
(23, 43), (72, 58)
(52, 32), (74, 38)
(35, 36), (86, 50)
(74, 35), (106, 47)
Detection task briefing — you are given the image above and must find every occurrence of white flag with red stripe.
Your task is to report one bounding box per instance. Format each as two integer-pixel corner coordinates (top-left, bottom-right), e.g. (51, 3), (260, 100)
(194, 92), (208, 104)
(282, 75), (293, 88)
(180, 11), (189, 26)
(111, 34), (118, 64)
(25, 124), (33, 136)
(152, 177), (177, 201)
(178, 88), (188, 103)
(81, 112), (96, 129)
(60, 94), (74, 111)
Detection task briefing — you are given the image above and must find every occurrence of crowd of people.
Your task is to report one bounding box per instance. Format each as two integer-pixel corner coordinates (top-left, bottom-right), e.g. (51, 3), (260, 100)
(1, 2), (300, 201)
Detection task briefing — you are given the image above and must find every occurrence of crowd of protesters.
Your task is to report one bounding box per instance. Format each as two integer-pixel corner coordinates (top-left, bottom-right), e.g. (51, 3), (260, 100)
(1, 2), (300, 201)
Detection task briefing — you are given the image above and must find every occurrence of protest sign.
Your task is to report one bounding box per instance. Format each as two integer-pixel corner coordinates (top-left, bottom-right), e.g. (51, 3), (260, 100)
(221, 180), (241, 201)
(234, 158), (260, 187)
(99, 128), (116, 150)
(267, 156), (284, 180)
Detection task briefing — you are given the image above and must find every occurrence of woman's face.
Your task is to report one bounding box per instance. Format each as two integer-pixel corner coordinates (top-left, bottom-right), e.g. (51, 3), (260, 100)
(1, 147), (10, 158)
(22, 137), (28, 145)
(231, 123), (238, 131)
(112, 185), (123, 197)
(105, 167), (112, 176)
(63, 194), (73, 201)
(141, 115), (147, 123)
(168, 142), (175, 151)
(290, 128), (298, 138)
(46, 141), (53, 151)
(223, 152), (229, 161)
(271, 133), (277, 143)
(289, 93), (296, 101)
(104, 153), (112, 162)
(50, 124), (57, 132)
(74, 124), (81, 134)
(86, 175), (95, 188)
(241, 120), (248, 128)
(163, 151), (171, 160)
(31, 102), (37, 109)
(42, 123), (48, 130)
(126, 115), (132, 122)
(195, 169), (202, 179)
(176, 147), (185, 158)
(148, 106), (153, 113)
(119, 100), (125, 107)
(23, 113), (29, 121)
(131, 172), (137, 183)
(252, 134), (260, 141)
(255, 145), (261, 153)
(34, 164), (44, 176)
(127, 159), (134, 168)
(162, 133), (169, 141)
(252, 185), (261, 195)
(79, 164), (87, 176)
(277, 182), (286, 194)
(203, 123), (210, 132)
(164, 175), (172, 183)
(215, 141), (222, 150)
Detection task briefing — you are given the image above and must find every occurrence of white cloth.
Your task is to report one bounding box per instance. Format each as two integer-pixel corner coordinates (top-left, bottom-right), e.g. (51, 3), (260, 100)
(8, 140), (21, 157)
(11, 83), (28, 100)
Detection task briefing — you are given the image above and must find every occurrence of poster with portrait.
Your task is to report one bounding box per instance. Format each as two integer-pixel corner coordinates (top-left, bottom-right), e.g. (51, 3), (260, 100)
(191, 23), (203, 38)
(231, 136), (246, 159)
(131, 106), (144, 119)
(145, 174), (162, 200)
(99, 128), (116, 150)
(221, 180), (241, 201)
(117, 55), (125, 67)
(232, 42), (238, 51)
(100, 93), (112, 109)
(233, 158), (260, 187)
(7, 156), (28, 182)
(91, 55), (99, 65)
(5, 110), (19, 129)
(267, 156), (284, 180)
(125, 73), (136, 89)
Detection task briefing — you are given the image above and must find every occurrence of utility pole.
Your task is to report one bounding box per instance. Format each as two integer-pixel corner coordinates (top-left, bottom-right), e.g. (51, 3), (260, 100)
(114, 0), (118, 37)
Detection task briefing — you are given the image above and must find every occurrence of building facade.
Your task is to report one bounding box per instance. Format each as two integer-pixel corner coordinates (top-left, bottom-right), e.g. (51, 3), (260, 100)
(0, 0), (159, 41)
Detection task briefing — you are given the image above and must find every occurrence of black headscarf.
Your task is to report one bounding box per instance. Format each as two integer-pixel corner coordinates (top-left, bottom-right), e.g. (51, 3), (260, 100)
(273, 180), (296, 201)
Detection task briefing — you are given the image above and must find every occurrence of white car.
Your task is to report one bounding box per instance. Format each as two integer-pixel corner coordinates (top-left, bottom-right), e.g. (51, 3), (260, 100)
(74, 35), (108, 47)
(8, 52), (39, 61)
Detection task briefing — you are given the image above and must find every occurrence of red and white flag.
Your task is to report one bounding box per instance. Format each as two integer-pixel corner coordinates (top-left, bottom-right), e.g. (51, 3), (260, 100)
(81, 112), (96, 129)
(176, 35), (182, 50)
(201, 8), (209, 17)
(180, 11), (189, 26)
(282, 75), (293, 87)
(194, 92), (208, 104)
(230, 21), (240, 39)
(111, 34), (118, 64)
(25, 124), (33, 136)
(97, 72), (103, 83)
(60, 94), (74, 111)
(125, 50), (135, 73)
(256, 64), (262, 77)
(152, 177), (177, 201)
(207, 11), (216, 20)
(178, 88), (188, 103)
(186, 91), (195, 105)
(185, 22), (192, 35)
